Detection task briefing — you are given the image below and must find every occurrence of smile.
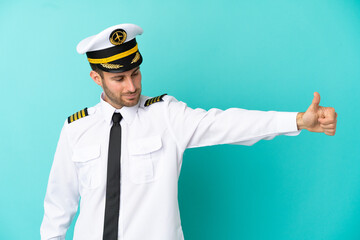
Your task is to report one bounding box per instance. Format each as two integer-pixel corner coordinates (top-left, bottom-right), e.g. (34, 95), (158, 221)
(125, 93), (138, 98)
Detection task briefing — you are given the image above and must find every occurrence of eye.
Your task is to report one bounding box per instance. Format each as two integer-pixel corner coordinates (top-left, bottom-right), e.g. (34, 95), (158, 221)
(132, 71), (139, 76)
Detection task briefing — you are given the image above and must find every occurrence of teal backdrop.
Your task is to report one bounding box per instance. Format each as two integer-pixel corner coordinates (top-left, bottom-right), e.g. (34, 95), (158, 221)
(1, 0), (359, 239)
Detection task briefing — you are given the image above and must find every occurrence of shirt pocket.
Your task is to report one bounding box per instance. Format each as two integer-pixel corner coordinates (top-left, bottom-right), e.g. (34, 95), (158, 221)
(72, 145), (101, 189)
(128, 135), (163, 184)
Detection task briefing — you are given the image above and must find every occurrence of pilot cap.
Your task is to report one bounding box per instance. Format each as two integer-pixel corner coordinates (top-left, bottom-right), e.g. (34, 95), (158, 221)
(77, 23), (143, 73)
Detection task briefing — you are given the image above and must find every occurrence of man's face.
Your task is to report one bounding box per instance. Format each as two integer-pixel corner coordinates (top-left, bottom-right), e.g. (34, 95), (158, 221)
(93, 67), (142, 109)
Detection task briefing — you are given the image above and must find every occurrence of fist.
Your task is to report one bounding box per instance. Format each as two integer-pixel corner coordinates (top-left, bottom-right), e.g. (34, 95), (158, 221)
(297, 92), (337, 136)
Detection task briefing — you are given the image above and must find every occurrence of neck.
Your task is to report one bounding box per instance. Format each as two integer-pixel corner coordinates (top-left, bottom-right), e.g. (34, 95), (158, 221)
(102, 93), (123, 109)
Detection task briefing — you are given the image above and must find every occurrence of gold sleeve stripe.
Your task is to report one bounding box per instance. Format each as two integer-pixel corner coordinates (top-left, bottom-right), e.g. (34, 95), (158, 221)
(81, 109), (85, 118)
(87, 45), (138, 64)
(74, 112), (78, 121)
(70, 115), (74, 123)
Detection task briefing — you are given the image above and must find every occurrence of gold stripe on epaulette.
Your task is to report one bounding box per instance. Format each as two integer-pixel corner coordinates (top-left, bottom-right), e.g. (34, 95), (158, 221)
(68, 107), (89, 124)
(144, 94), (167, 107)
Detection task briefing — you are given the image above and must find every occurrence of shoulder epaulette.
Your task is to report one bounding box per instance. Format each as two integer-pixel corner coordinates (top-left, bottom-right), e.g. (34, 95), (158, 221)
(144, 94), (167, 107)
(68, 107), (88, 124)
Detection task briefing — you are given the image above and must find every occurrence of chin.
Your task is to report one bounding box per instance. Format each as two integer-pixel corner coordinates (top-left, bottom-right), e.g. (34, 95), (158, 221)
(123, 102), (138, 107)
(123, 98), (140, 107)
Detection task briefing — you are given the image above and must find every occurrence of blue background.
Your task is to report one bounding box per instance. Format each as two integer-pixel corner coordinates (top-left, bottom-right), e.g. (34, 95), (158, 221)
(1, 0), (359, 239)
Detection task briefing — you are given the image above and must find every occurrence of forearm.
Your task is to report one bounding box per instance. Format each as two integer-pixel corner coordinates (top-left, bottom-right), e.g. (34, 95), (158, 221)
(186, 108), (300, 148)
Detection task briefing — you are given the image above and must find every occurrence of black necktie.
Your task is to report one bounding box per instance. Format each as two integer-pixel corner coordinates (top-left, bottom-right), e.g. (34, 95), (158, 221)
(103, 112), (122, 240)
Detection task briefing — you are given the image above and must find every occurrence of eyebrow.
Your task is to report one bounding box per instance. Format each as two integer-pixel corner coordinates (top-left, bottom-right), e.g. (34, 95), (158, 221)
(110, 67), (140, 79)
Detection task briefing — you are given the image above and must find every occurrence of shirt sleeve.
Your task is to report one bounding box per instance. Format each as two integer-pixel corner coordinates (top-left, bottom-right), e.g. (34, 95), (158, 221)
(163, 96), (301, 150)
(40, 121), (80, 240)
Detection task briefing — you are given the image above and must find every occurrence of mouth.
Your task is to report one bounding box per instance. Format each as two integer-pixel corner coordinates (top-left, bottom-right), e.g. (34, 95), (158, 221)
(124, 92), (138, 99)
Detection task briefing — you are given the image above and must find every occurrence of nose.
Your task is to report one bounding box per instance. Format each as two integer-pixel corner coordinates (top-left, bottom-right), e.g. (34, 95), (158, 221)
(125, 76), (136, 92)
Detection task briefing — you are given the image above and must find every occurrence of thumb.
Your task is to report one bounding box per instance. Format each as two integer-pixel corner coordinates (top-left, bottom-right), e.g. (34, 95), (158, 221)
(308, 92), (320, 111)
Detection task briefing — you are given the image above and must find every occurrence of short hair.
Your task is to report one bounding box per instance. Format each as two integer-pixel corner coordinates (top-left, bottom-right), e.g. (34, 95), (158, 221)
(89, 63), (104, 78)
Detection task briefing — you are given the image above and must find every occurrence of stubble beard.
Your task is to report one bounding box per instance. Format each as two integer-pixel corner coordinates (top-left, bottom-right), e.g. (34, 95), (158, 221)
(103, 84), (141, 108)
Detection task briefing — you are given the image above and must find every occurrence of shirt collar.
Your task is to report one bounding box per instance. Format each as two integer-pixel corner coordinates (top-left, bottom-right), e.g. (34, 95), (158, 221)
(99, 92), (140, 126)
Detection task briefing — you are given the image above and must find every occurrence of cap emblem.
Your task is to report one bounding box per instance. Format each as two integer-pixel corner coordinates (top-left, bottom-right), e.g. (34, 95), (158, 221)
(100, 63), (124, 69)
(109, 29), (127, 45)
(131, 52), (140, 64)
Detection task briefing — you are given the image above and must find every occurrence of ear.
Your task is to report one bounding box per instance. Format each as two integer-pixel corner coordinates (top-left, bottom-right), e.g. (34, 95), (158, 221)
(90, 70), (102, 87)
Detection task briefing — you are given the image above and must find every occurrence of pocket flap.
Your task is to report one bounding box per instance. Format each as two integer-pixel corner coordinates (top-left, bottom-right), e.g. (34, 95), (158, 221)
(72, 145), (101, 162)
(129, 136), (162, 155)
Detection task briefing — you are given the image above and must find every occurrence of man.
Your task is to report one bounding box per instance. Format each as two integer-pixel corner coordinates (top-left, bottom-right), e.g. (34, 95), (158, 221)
(40, 23), (337, 240)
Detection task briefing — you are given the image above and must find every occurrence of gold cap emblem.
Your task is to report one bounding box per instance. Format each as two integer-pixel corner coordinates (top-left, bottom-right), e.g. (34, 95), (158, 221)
(109, 29), (127, 45)
(100, 63), (124, 69)
(131, 52), (140, 64)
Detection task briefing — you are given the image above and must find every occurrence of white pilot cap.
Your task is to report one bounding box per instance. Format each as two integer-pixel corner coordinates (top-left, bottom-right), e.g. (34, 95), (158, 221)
(76, 23), (144, 73)
(76, 23), (143, 54)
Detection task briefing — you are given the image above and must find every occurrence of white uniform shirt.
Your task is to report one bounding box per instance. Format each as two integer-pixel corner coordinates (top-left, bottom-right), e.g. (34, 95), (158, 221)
(40, 94), (301, 240)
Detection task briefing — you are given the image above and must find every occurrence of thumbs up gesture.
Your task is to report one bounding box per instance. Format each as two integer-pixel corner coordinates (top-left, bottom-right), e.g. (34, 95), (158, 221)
(296, 92), (337, 135)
